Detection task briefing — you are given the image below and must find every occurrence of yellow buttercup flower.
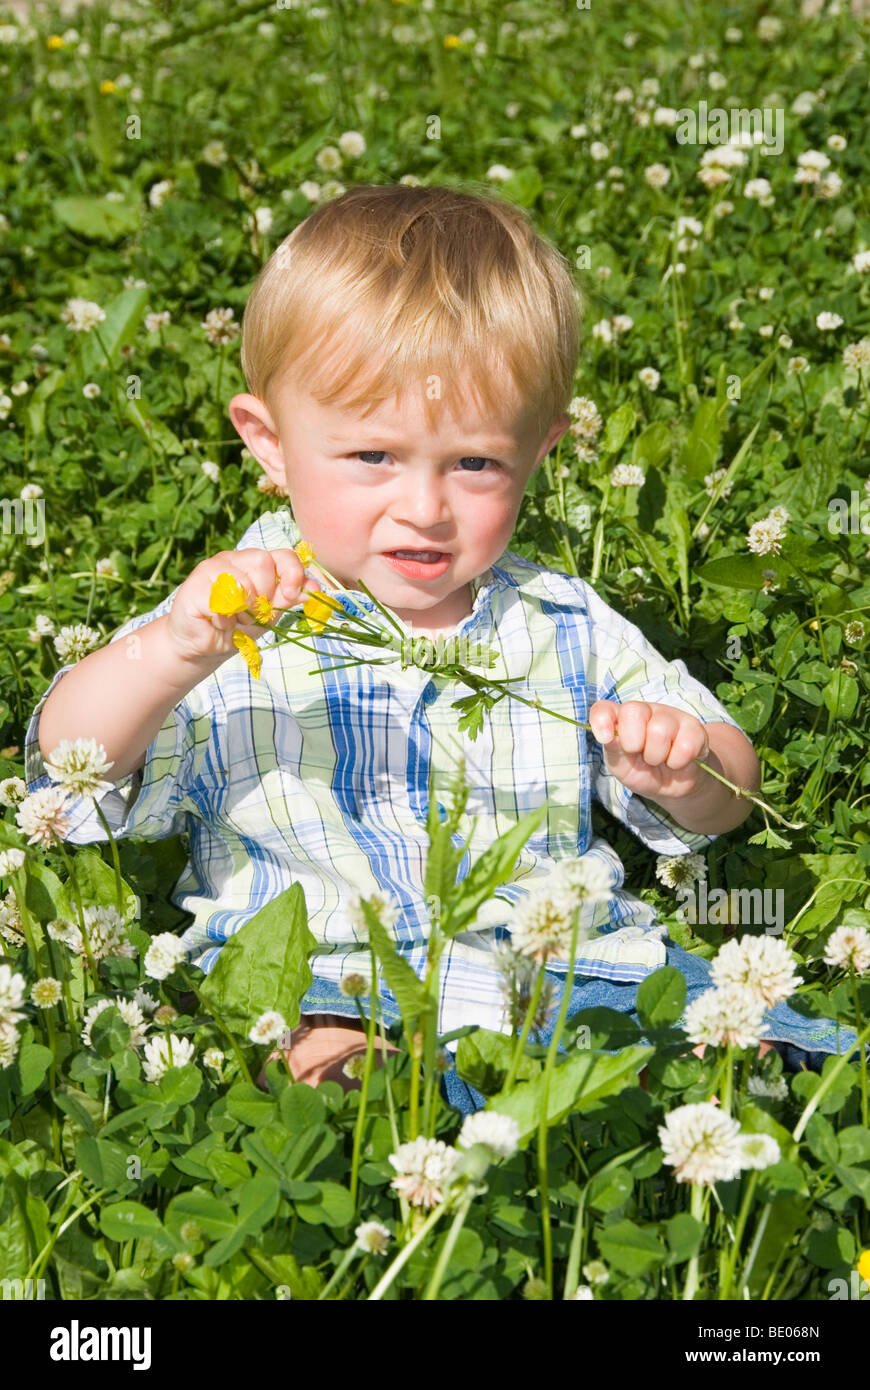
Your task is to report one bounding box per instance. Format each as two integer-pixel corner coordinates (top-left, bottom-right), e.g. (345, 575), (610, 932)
(250, 594), (277, 625)
(99, 79), (118, 94)
(302, 590), (346, 633)
(858, 1249), (870, 1283)
(232, 630), (261, 680)
(294, 540), (315, 567)
(47, 34), (65, 49)
(443, 34), (462, 48)
(209, 572), (250, 616)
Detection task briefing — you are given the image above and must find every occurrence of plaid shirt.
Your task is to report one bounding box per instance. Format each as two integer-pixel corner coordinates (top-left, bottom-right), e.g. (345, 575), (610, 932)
(24, 505), (744, 1039)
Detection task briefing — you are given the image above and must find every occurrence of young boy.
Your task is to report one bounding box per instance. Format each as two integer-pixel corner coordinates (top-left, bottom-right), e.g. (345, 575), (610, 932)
(23, 185), (853, 1111)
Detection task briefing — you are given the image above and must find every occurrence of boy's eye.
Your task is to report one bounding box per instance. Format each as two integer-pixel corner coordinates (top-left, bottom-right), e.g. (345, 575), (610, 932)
(353, 451), (497, 472)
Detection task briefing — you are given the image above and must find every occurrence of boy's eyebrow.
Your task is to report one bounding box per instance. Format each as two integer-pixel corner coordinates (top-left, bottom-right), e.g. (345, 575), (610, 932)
(325, 431), (518, 452)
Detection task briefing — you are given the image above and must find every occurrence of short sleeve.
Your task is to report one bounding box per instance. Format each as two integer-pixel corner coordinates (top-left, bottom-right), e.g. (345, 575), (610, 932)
(23, 582), (214, 844)
(581, 580), (746, 855)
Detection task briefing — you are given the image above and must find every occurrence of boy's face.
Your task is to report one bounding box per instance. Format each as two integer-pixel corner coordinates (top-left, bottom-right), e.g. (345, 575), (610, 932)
(229, 364), (570, 634)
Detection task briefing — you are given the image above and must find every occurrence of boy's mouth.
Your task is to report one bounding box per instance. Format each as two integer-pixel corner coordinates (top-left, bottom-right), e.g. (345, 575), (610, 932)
(382, 549), (452, 579)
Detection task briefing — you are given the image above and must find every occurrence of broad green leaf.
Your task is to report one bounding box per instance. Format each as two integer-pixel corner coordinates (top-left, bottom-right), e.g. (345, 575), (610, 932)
(596, 1218), (666, 1276)
(165, 1191), (237, 1241)
(822, 670), (858, 720)
(362, 905), (433, 1030)
(53, 194), (142, 241)
(739, 683), (775, 733)
(587, 1166), (633, 1212)
(278, 1084), (326, 1133)
(75, 1136), (134, 1191)
(601, 402), (634, 457)
(198, 883), (317, 1035)
(292, 1181), (355, 1228)
(455, 1028), (540, 1095)
(157, 1063), (202, 1106)
(100, 1199), (164, 1243)
(489, 1044), (652, 1145)
(225, 1083), (278, 1128)
(69, 849), (138, 927)
(443, 803), (548, 938)
(90, 1007), (131, 1059)
(696, 553), (790, 591)
(636, 966), (686, 1028)
(664, 1213), (704, 1264)
(80, 286), (149, 372)
(15, 1041), (53, 1096)
(235, 1175), (281, 1235)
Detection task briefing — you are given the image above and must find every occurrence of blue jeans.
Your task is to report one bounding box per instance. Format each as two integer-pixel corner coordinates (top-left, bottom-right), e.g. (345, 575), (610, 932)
(298, 938), (862, 1118)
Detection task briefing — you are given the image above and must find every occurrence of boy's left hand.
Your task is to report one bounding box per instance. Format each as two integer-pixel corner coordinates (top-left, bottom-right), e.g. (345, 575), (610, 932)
(588, 700), (710, 801)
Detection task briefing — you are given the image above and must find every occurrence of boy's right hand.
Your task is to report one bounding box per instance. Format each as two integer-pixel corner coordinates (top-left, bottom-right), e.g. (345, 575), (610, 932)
(165, 548), (323, 666)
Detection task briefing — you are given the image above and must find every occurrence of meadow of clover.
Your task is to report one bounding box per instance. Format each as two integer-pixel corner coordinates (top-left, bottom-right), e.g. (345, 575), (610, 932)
(1, 0), (870, 1302)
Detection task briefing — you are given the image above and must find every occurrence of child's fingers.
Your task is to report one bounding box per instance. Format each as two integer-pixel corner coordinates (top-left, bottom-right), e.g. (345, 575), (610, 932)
(606, 701), (653, 757)
(588, 700), (618, 745)
(665, 721), (710, 770)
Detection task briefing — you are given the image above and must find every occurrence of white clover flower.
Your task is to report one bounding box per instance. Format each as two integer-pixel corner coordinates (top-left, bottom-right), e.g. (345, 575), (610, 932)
(747, 1074), (788, 1101)
(568, 396), (603, 440)
(611, 314), (633, 334)
(61, 298), (106, 333)
(298, 180), (321, 203)
(43, 737), (116, 798)
(0, 394), (11, 420)
(788, 356), (809, 375)
(457, 1111), (520, 1160)
(797, 149), (830, 173)
(551, 855), (613, 903)
(82, 382), (101, 400)
(144, 310), (170, 332)
(248, 1010), (288, 1044)
(510, 885), (579, 964)
(658, 1102), (744, 1184)
(355, 1220), (391, 1255)
(485, 164), (514, 182)
(0, 848), (26, 876)
(843, 340), (870, 371)
(200, 460), (221, 484)
(11, 380), (29, 396)
(653, 106), (678, 126)
(710, 935), (801, 1007)
(738, 1133), (781, 1170)
(201, 140), (227, 166)
(817, 172), (843, 199)
(320, 180), (346, 201)
(827, 134), (847, 152)
(823, 924), (870, 975)
(201, 307), (239, 345)
(47, 905), (136, 964)
(53, 623), (102, 661)
(493, 941), (556, 1033)
(338, 130), (366, 158)
(655, 853), (707, 889)
(816, 311), (843, 331)
(142, 1033), (196, 1083)
(81, 997), (149, 1049)
(571, 1285), (594, 1299)
(0, 890), (25, 949)
(346, 889), (400, 935)
(701, 144), (747, 169)
(15, 785), (73, 848)
(589, 141), (610, 160)
(203, 1046), (225, 1070)
(639, 366), (660, 390)
(0, 963), (27, 1028)
(704, 467), (732, 499)
(31, 976), (62, 1008)
(746, 509), (788, 556)
(683, 984), (769, 1051)
(610, 464), (645, 487)
(148, 178), (175, 208)
(644, 163), (670, 189)
(315, 145), (342, 172)
(247, 206), (273, 236)
(144, 932), (188, 981)
(132, 987), (159, 1016)
(388, 1136), (462, 1208)
(757, 15), (783, 40)
(743, 178), (773, 202)
(0, 777), (27, 807)
(852, 251), (870, 274)
(0, 1021), (21, 1070)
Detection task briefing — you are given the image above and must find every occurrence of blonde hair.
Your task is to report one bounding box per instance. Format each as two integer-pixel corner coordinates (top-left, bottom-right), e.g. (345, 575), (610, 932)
(240, 183), (584, 442)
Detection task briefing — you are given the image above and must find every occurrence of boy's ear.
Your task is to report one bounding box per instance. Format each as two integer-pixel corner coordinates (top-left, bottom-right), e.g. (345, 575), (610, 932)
(531, 412), (571, 471)
(228, 393), (286, 487)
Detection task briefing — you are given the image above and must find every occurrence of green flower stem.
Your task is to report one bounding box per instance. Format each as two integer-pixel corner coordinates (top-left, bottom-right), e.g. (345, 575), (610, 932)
(590, 482), (610, 586)
(539, 904), (582, 1297)
(92, 800), (125, 919)
(367, 1200), (449, 1300)
(11, 867), (43, 977)
(563, 1144), (648, 1298)
(850, 971), (868, 1128)
(177, 966), (252, 1085)
(503, 966), (547, 1093)
(683, 1183), (707, 1300)
(57, 843), (99, 985)
(720, 1043), (734, 1116)
(407, 1025), (423, 1141)
(792, 1018), (870, 1142)
(317, 1241), (361, 1300)
(720, 1170), (760, 1301)
(349, 964), (379, 1210)
(42, 1004), (63, 1167)
(739, 1200), (771, 1298)
(422, 1189), (476, 1301)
